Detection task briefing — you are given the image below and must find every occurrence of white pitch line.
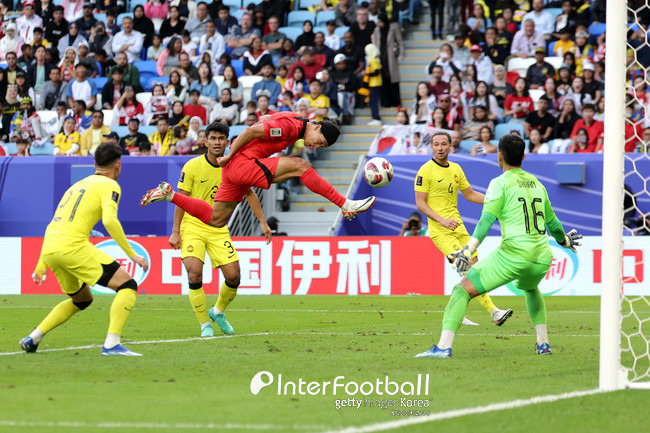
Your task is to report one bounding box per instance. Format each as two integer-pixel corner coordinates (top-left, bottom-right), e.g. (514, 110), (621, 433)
(0, 420), (328, 431)
(0, 332), (599, 356)
(321, 388), (610, 433)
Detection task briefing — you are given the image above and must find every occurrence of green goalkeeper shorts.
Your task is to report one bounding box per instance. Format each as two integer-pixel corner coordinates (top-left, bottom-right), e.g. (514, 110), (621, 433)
(467, 247), (551, 294)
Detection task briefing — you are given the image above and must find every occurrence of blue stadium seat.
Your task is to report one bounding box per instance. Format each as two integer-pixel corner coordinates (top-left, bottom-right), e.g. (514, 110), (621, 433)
(278, 27), (302, 42)
(298, 0), (319, 10)
(231, 59), (244, 77)
(232, 9), (246, 20)
(459, 140), (478, 152)
(140, 125), (157, 137)
(223, 0), (241, 8)
(129, 0), (147, 12)
(146, 75), (169, 91)
(6, 141), (17, 155)
(313, 26), (327, 35)
(228, 125), (246, 141)
(31, 142), (54, 156)
(547, 40), (557, 55)
(495, 123), (525, 139)
(95, 13), (107, 24)
(117, 13), (133, 26)
(545, 8), (563, 22)
(52, 0), (63, 5)
(242, 0), (263, 6)
(114, 126), (130, 138)
(316, 10), (335, 26)
(134, 60), (158, 75)
(334, 26), (349, 40)
(588, 22), (607, 38)
(93, 76), (108, 92)
(288, 10), (315, 27)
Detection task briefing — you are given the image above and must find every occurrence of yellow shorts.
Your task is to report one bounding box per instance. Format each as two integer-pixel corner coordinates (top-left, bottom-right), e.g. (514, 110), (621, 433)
(431, 229), (479, 261)
(43, 242), (116, 294)
(181, 228), (239, 269)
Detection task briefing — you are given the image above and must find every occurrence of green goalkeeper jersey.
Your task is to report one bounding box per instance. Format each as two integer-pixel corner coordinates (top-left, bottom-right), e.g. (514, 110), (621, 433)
(482, 168), (556, 264)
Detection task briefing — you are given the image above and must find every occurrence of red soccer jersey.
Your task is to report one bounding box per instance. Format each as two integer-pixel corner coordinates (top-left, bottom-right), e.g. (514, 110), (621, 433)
(237, 112), (309, 160)
(570, 119), (604, 153)
(504, 94), (534, 118)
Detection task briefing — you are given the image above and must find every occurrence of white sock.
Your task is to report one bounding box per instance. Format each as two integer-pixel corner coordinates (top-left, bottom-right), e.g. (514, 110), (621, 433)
(535, 324), (548, 345)
(104, 333), (121, 349)
(343, 199), (351, 209)
(214, 308), (225, 315)
(437, 330), (456, 349)
(200, 321), (210, 329)
(29, 328), (45, 344)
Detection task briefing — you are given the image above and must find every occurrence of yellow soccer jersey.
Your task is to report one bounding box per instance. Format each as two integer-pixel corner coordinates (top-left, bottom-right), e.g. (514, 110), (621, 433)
(414, 159), (470, 237)
(42, 174), (135, 257)
(177, 154), (230, 235)
(305, 94), (330, 122)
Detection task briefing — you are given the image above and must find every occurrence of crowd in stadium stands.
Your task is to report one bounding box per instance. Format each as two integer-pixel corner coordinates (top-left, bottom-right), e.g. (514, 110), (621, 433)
(0, 0), (645, 157)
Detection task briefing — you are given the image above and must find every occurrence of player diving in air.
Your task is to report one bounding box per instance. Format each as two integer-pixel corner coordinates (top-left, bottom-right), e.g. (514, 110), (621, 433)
(416, 134), (582, 358)
(140, 112), (376, 225)
(169, 122), (271, 337)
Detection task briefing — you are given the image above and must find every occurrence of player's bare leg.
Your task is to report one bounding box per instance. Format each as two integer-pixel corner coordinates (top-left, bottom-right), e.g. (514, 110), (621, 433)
(208, 261), (240, 335)
(183, 256), (214, 337)
(273, 157), (376, 219)
(101, 266), (142, 356)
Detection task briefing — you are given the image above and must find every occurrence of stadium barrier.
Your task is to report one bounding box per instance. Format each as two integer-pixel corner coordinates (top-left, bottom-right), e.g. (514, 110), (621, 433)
(1, 236), (646, 297)
(0, 155), (644, 238)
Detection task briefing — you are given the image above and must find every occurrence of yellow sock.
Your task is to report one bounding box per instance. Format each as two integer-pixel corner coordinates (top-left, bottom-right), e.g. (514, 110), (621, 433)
(188, 286), (209, 324)
(216, 282), (238, 312)
(107, 289), (136, 336)
(475, 293), (497, 314)
(37, 299), (80, 334)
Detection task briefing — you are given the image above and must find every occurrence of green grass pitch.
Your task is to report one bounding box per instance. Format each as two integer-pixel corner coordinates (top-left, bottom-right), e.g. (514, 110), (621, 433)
(0, 295), (647, 433)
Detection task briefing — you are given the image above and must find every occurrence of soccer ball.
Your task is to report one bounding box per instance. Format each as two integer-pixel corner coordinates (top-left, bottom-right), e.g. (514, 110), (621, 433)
(363, 157), (394, 188)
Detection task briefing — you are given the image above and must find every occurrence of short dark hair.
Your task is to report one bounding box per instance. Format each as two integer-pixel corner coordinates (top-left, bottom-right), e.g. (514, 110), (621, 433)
(218, 5), (229, 12)
(257, 94), (269, 102)
(432, 131), (451, 144)
(112, 66), (124, 75)
(189, 89), (200, 96)
(498, 134), (525, 167)
(34, 27), (43, 34)
(74, 100), (87, 110)
(95, 142), (122, 167)
(206, 121), (229, 138)
(56, 101), (67, 109)
(582, 103), (596, 112)
(53, 5), (64, 12)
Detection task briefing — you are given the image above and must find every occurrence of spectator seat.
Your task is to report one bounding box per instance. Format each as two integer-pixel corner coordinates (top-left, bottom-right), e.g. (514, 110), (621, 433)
(223, 0), (241, 8)
(31, 142), (54, 156)
(506, 57), (535, 77)
(117, 12), (134, 26)
(316, 10), (335, 26)
(228, 125), (246, 141)
(288, 10), (315, 27)
(231, 59), (245, 77)
(278, 26), (303, 42)
(495, 123), (525, 139)
(545, 8), (563, 22)
(459, 140), (478, 152)
(544, 56), (564, 71)
(93, 76), (108, 92)
(588, 22), (606, 38)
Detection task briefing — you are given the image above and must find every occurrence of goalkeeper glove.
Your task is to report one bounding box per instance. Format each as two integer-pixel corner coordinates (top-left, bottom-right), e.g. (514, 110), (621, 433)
(448, 238), (480, 276)
(560, 229), (582, 253)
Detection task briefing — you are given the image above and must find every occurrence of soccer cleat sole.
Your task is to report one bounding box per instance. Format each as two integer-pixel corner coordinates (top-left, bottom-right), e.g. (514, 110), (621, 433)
(140, 182), (173, 207)
(494, 308), (513, 326)
(342, 197), (376, 220)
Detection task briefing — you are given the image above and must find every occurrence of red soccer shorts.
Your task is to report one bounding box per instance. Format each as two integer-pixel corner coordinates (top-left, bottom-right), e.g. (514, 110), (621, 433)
(214, 156), (280, 202)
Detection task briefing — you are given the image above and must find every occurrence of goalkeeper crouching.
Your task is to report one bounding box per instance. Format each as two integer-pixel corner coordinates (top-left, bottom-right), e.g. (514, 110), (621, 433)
(415, 134), (583, 358)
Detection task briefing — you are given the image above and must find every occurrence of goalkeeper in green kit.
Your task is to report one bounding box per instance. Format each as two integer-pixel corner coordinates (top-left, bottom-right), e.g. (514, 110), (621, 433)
(416, 134), (582, 358)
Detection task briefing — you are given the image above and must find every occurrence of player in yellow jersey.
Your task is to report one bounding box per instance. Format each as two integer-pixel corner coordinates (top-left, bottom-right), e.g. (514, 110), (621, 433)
(168, 121), (272, 337)
(20, 142), (149, 356)
(414, 131), (513, 326)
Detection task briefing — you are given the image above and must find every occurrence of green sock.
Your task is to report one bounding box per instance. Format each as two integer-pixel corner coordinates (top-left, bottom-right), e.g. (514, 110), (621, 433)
(442, 285), (471, 332)
(524, 288), (547, 326)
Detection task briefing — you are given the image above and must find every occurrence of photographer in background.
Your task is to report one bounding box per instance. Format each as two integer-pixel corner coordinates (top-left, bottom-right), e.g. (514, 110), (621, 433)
(399, 211), (428, 237)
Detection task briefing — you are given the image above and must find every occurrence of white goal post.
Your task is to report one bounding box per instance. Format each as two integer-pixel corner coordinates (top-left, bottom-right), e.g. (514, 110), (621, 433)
(601, 0), (650, 390)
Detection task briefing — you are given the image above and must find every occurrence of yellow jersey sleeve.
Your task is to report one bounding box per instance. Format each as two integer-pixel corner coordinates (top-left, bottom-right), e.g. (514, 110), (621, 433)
(99, 180), (136, 258)
(457, 165), (470, 191)
(414, 164), (431, 193)
(178, 158), (196, 193)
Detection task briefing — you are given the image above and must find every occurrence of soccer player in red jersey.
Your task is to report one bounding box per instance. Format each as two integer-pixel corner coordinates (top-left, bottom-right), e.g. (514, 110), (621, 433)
(140, 112), (376, 226)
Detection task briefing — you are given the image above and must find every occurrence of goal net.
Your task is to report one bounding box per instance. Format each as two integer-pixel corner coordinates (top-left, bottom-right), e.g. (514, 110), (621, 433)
(602, 0), (650, 390)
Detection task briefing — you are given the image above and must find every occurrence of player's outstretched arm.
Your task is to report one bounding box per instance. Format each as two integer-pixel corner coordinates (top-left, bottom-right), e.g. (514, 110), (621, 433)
(169, 189), (190, 249)
(559, 229), (582, 253)
(415, 191), (459, 230)
(217, 123), (265, 167)
(460, 186), (485, 204)
(245, 188), (272, 244)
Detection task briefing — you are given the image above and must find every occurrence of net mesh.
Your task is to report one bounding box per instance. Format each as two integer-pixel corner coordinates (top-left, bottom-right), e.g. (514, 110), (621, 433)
(621, 0), (650, 384)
